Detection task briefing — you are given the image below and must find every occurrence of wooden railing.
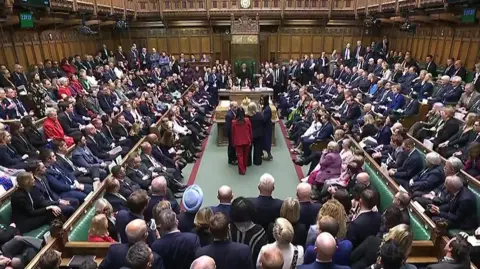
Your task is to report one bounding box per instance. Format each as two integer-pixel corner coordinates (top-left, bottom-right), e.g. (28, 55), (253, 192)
(24, 84), (195, 269)
(31, 0), (444, 17)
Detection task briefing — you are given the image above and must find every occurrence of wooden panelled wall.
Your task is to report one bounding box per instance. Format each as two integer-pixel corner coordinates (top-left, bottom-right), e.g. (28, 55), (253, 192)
(0, 29), (113, 70)
(111, 26), (380, 64)
(385, 26), (480, 69)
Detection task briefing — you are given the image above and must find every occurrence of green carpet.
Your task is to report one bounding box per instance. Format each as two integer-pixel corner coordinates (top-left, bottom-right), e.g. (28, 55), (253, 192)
(191, 123), (303, 207)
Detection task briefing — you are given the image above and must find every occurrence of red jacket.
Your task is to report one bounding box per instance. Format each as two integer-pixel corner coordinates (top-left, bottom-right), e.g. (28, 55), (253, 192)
(61, 64), (76, 76)
(231, 118), (252, 146)
(88, 235), (116, 243)
(43, 117), (74, 146)
(58, 86), (72, 98)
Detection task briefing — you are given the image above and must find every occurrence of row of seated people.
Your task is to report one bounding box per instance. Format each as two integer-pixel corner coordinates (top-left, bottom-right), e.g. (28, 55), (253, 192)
(53, 169), (433, 269)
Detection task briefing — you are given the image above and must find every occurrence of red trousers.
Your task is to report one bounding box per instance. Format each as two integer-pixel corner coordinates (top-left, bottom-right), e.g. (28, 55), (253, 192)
(235, 144), (250, 175)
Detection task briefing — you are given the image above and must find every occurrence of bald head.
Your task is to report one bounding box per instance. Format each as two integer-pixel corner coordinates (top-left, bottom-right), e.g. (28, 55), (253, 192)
(190, 256), (215, 269)
(151, 176), (167, 195)
(126, 219), (147, 243)
(296, 183), (312, 202)
(146, 134), (158, 143)
(315, 232), (337, 262)
(217, 185), (233, 203)
(356, 172), (370, 185)
(259, 246), (284, 269)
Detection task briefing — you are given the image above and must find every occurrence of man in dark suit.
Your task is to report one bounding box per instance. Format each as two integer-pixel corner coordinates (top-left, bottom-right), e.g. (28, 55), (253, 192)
(145, 176), (180, 221)
(70, 135), (108, 181)
(452, 60), (467, 81)
(298, 232), (350, 269)
(11, 172), (59, 234)
(57, 101), (83, 137)
(139, 47), (150, 70)
(110, 165), (141, 199)
(428, 175), (478, 231)
(210, 186), (233, 219)
(339, 96), (361, 124)
(152, 210), (200, 269)
(195, 212), (253, 269)
(353, 40), (366, 66)
(346, 189), (381, 248)
(297, 182), (322, 226)
(29, 161), (79, 217)
(126, 153), (153, 190)
(341, 44), (352, 67)
(409, 152), (445, 194)
(99, 219), (164, 269)
(301, 114), (334, 158)
(248, 173), (283, 230)
(425, 55), (438, 77)
(432, 107), (461, 148)
(427, 233), (472, 269)
(389, 139), (425, 189)
(112, 115), (131, 140)
(225, 102), (237, 165)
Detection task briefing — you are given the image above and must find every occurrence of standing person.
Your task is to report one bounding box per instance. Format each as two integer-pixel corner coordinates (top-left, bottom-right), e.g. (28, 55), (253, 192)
(262, 96), (273, 161)
(225, 102), (238, 165)
(231, 107), (252, 175)
(247, 102), (265, 166)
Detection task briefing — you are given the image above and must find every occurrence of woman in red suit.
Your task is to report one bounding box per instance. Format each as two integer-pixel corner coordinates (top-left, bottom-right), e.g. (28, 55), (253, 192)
(43, 107), (74, 147)
(231, 107), (252, 175)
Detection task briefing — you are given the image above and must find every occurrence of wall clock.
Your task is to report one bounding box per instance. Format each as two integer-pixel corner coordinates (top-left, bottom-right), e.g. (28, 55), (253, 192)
(240, 0), (251, 8)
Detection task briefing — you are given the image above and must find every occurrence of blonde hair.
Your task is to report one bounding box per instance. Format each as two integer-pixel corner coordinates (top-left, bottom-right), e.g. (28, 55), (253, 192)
(247, 102), (258, 116)
(327, 141), (340, 152)
(194, 207), (213, 229)
(272, 217), (294, 245)
(465, 113), (478, 128)
(364, 114), (375, 125)
(317, 199), (347, 239)
(280, 198), (300, 224)
(89, 214), (109, 237)
(382, 224), (413, 258)
(95, 198), (113, 217)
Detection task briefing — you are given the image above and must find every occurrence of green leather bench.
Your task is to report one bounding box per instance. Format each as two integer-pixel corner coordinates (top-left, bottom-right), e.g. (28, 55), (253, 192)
(0, 201), (49, 239)
(415, 149), (480, 237)
(68, 207), (96, 242)
(364, 163), (431, 240)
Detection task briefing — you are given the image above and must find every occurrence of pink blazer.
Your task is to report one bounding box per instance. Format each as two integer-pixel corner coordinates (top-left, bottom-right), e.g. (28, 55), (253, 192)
(315, 152), (342, 183)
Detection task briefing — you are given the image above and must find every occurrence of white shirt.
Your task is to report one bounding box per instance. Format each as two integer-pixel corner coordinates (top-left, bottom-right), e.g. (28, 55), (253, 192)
(302, 121), (322, 138)
(256, 243), (304, 269)
(172, 120), (188, 135)
(114, 67), (124, 79)
(382, 69), (392, 81)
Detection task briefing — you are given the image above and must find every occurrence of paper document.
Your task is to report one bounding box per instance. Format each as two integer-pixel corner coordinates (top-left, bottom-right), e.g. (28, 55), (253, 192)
(423, 139), (434, 150)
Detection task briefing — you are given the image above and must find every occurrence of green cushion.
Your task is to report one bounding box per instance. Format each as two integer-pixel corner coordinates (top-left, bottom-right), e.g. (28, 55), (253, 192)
(466, 72), (474, 83)
(24, 225), (50, 239)
(0, 202), (12, 225)
(364, 163), (431, 240)
(68, 207), (96, 242)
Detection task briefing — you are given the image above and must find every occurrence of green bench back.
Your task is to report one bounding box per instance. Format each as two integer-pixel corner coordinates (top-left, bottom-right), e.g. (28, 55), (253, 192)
(416, 149), (480, 218)
(364, 163), (431, 240)
(68, 207), (96, 242)
(0, 201), (49, 239)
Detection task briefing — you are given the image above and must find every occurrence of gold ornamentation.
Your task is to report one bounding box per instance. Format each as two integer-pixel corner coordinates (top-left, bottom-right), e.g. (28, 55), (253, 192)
(231, 35), (258, 44)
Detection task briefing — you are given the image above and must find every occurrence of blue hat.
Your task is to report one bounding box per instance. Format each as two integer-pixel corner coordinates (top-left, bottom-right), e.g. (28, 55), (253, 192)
(182, 185), (203, 212)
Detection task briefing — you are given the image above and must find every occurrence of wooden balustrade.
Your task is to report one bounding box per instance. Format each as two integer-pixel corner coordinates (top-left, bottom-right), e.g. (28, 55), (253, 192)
(36, 0), (445, 17)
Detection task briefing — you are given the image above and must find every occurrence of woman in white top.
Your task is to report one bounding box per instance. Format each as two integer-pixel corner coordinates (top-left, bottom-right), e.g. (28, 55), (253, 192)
(381, 62), (392, 81)
(256, 218), (304, 269)
(340, 138), (354, 173)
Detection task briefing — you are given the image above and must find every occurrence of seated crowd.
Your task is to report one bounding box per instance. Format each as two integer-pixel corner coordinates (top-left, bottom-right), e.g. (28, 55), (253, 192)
(0, 44), (222, 267)
(1, 39), (480, 269)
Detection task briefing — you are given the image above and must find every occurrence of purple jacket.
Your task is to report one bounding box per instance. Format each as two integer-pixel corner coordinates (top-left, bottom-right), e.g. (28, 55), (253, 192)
(315, 152), (342, 183)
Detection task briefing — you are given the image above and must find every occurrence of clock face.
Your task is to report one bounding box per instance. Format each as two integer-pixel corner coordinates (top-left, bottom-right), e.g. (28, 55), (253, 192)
(240, 0), (250, 8)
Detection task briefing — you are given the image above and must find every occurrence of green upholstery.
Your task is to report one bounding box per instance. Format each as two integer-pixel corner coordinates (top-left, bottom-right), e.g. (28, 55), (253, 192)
(68, 207), (96, 242)
(466, 71), (474, 83)
(0, 201), (48, 239)
(364, 163), (431, 240)
(415, 146), (480, 237)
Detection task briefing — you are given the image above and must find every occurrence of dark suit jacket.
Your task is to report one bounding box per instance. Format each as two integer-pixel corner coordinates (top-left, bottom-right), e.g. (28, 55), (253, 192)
(426, 259), (470, 269)
(11, 134), (37, 157)
(58, 112), (80, 135)
(34, 176), (61, 203)
(118, 176), (141, 200)
(438, 187), (478, 230)
(151, 232), (200, 269)
(394, 150), (424, 182)
(433, 118), (461, 146)
(0, 145), (27, 168)
(249, 195), (283, 229)
(403, 99), (420, 117)
(177, 211), (196, 233)
(11, 188), (51, 233)
(126, 165), (152, 190)
(410, 165), (445, 193)
(144, 195), (180, 221)
(112, 123), (130, 140)
(195, 241), (253, 269)
(99, 243), (164, 269)
(346, 211), (381, 248)
(425, 61), (438, 77)
(299, 201), (322, 226)
(210, 204), (231, 219)
(249, 112), (265, 138)
(298, 261), (350, 269)
(104, 192), (128, 212)
(315, 122), (334, 141)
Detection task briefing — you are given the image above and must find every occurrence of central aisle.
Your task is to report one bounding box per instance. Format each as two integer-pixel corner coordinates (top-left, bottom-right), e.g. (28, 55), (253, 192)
(190, 122), (307, 207)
